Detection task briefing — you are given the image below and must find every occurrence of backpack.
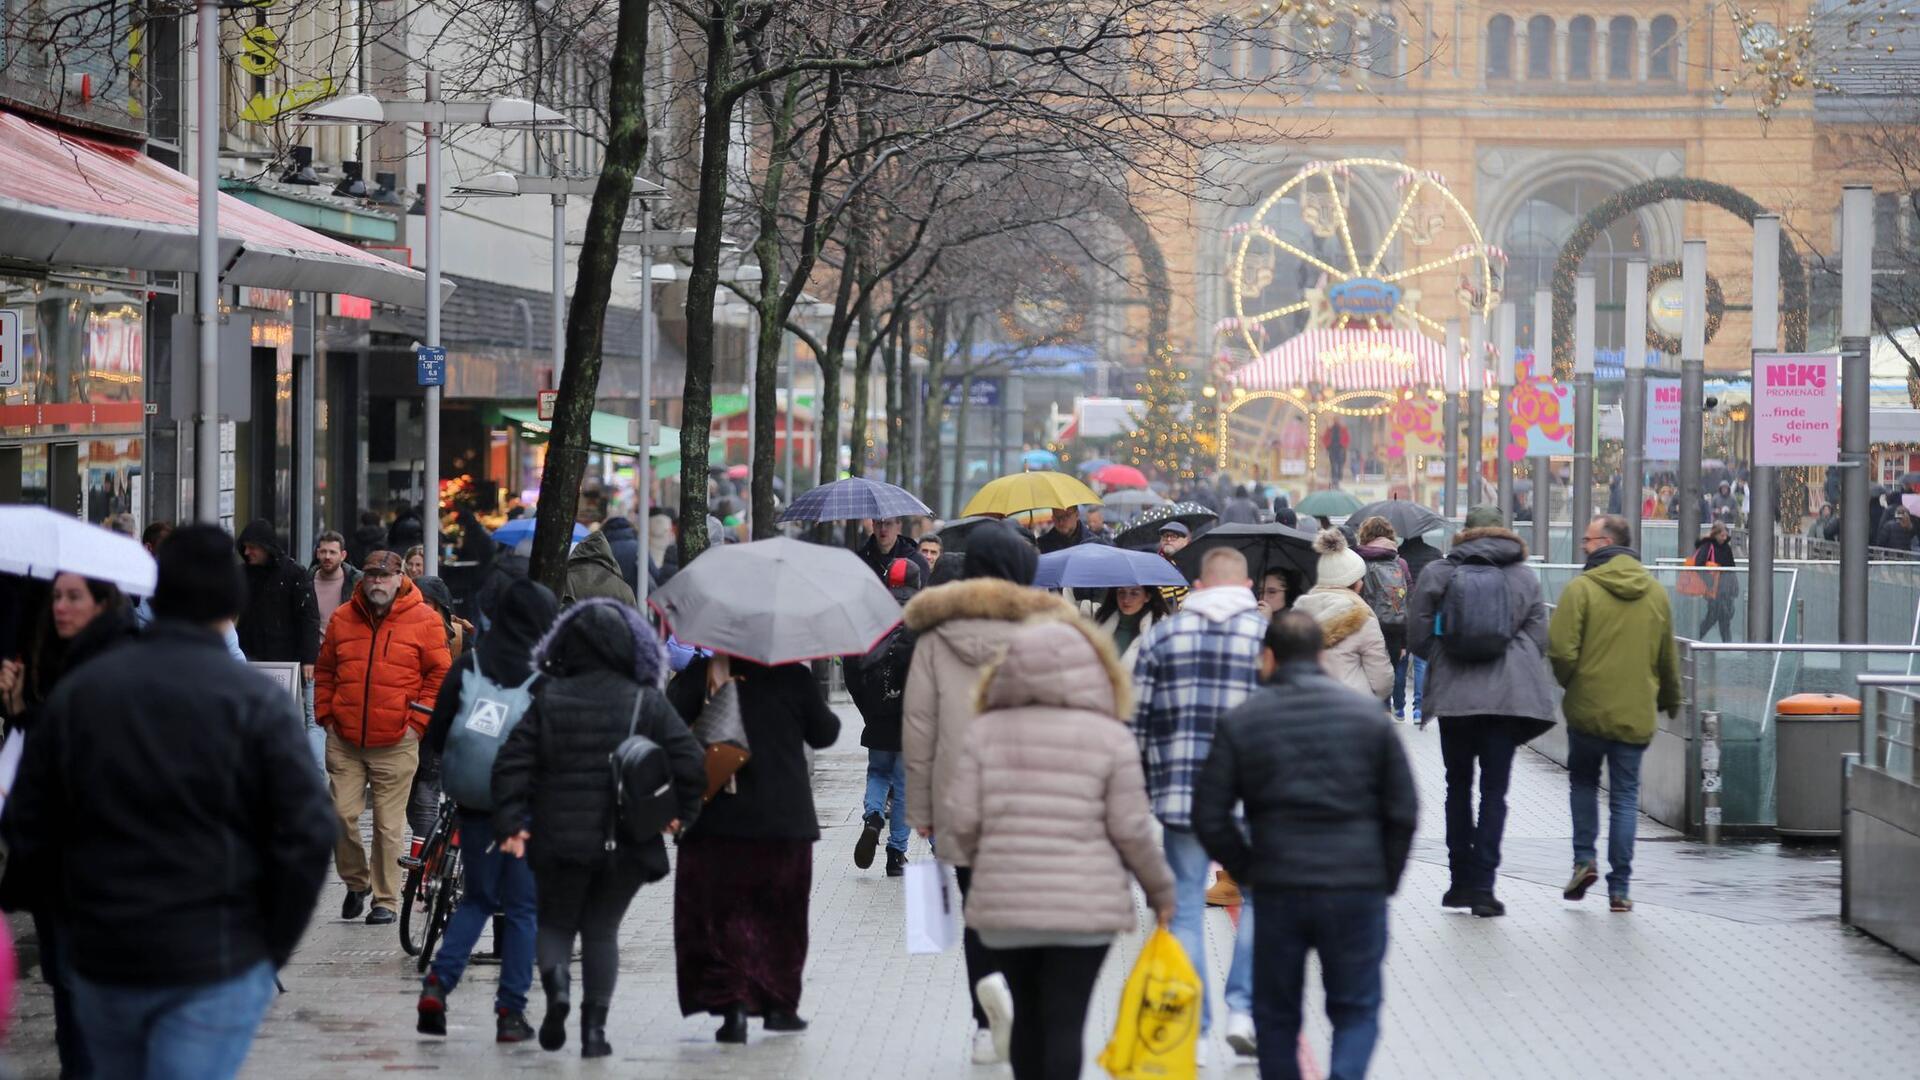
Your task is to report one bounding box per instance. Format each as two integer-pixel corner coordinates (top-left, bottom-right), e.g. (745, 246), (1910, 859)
(606, 690), (679, 850)
(440, 666), (539, 810)
(1359, 558), (1409, 631)
(1435, 558), (1513, 662)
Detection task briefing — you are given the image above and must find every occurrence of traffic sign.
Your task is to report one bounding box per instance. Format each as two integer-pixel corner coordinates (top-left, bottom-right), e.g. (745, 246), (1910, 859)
(537, 389), (558, 421)
(415, 345), (446, 387)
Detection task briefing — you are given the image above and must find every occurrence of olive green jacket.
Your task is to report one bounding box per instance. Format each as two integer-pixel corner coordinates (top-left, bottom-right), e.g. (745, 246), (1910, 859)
(1547, 552), (1682, 745)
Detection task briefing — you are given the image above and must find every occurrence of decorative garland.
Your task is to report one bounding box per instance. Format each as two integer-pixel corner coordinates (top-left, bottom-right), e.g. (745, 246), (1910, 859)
(1643, 260), (1726, 357)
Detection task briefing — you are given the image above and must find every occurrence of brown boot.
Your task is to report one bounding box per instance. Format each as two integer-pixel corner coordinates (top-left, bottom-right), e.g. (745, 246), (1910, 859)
(1206, 867), (1243, 907)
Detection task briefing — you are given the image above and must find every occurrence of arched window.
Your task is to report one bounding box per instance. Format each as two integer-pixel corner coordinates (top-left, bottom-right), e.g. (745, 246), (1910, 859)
(1526, 15), (1554, 79)
(1486, 15), (1514, 78)
(1608, 16), (1636, 79)
(1246, 27), (1277, 80)
(1504, 178), (1649, 349)
(1568, 16), (1594, 79)
(1208, 19), (1238, 76)
(1649, 15), (1678, 79)
(1366, 14), (1398, 76)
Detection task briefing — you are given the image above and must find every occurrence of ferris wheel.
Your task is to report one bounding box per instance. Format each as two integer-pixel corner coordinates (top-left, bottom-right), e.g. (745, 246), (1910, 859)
(1228, 157), (1501, 362)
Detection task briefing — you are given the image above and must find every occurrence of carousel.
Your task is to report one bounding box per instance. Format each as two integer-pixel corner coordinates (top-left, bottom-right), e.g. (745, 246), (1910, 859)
(1215, 158), (1500, 502)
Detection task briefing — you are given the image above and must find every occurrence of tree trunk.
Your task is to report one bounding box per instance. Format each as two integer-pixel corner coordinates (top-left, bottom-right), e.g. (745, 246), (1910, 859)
(528, 0), (649, 592)
(949, 369), (973, 518)
(918, 302), (950, 498)
(750, 76), (800, 539)
(881, 312), (901, 484)
(851, 297), (875, 478)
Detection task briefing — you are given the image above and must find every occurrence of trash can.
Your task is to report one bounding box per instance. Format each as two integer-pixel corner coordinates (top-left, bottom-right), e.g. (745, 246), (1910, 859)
(1774, 693), (1861, 838)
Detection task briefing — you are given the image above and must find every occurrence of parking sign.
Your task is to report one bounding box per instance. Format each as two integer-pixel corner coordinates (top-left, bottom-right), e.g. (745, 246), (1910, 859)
(0, 310), (19, 387)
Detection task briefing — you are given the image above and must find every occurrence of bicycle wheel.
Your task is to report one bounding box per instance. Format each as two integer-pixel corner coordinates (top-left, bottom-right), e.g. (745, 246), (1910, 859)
(399, 829), (448, 956)
(417, 848), (460, 972)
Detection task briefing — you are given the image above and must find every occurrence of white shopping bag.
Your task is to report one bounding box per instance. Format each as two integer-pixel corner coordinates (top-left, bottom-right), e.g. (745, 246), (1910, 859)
(903, 860), (959, 954)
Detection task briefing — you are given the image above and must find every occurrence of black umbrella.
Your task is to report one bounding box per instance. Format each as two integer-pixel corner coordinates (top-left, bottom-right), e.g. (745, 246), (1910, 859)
(1346, 499), (1445, 540)
(931, 515), (1005, 553)
(1172, 522), (1320, 589)
(1116, 502), (1219, 550)
(1897, 472), (1920, 493)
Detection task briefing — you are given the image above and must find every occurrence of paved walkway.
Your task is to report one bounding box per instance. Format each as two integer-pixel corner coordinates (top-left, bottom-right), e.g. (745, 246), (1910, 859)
(9, 707), (1920, 1078)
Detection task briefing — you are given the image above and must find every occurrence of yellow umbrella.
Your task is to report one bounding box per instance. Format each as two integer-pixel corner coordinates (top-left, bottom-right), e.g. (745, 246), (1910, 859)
(962, 470), (1102, 518)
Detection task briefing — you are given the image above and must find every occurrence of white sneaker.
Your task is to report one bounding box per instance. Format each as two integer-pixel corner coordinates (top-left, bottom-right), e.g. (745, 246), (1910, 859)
(970, 1027), (1001, 1065)
(1196, 1038), (1212, 1069)
(975, 973), (1014, 1063)
(1224, 1011), (1258, 1057)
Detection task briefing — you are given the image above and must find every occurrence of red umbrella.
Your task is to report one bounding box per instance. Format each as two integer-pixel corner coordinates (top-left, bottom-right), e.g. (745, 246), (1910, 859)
(725, 464), (750, 480)
(1091, 463), (1149, 490)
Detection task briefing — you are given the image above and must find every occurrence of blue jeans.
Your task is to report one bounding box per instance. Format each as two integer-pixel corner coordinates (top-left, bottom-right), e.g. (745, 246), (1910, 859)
(863, 750), (910, 853)
(1567, 728), (1647, 896)
(1163, 827), (1216, 1032)
(301, 681), (325, 771)
(1252, 889), (1388, 1080)
(428, 810), (537, 1012)
(70, 958), (278, 1080)
(1224, 897), (1255, 1015)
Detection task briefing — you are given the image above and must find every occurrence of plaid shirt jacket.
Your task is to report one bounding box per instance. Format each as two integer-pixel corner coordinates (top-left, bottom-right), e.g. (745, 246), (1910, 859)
(1129, 600), (1268, 829)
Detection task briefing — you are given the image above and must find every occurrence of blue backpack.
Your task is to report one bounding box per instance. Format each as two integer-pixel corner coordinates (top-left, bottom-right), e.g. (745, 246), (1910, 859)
(440, 667), (539, 810)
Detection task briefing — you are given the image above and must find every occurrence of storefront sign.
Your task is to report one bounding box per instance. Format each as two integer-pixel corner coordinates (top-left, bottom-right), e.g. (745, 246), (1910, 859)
(940, 377), (1001, 408)
(1327, 277), (1401, 321)
(239, 286), (293, 311)
(0, 309), (19, 387)
(1644, 376), (1682, 461)
(1753, 352), (1838, 466)
(537, 389), (558, 421)
(415, 345), (446, 387)
(331, 294), (372, 319)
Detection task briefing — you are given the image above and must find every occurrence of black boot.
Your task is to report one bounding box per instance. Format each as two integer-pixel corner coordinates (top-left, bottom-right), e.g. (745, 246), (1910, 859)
(715, 1005), (749, 1044)
(580, 1003), (611, 1059)
(764, 1008), (809, 1032)
(538, 965), (571, 1052)
(885, 848), (908, 878)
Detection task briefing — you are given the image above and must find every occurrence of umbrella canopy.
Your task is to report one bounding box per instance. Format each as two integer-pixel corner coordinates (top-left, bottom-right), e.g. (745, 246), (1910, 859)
(1076, 458), (1115, 474)
(1173, 522), (1320, 589)
(1101, 488), (1170, 515)
(1115, 502), (1219, 550)
(725, 464), (750, 480)
(930, 515), (1005, 553)
(491, 518), (588, 549)
(0, 506), (157, 596)
(1034, 545), (1187, 590)
(1296, 489), (1365, 518)
(1345, 499), (1445, 540)
(778, 477), (932, 524)
(1090, 463), (1150, 490)
(1896, 471), (1920, 493)
(647, 537), (902, 665)
(962, 471), (1101, 518)
(1021, 449), (1060, 469)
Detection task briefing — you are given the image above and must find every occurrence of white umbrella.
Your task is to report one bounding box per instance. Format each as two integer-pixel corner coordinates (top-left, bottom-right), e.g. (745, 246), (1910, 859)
(0, 506), (157, 596)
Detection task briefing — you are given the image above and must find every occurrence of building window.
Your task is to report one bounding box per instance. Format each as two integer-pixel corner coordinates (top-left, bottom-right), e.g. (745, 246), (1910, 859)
(1649, 15), (1678, 79)
(1366, 13), (1398, 76)
(1608, 16), (1636, 79)
(1487, 15), (1514, 79)
(1208, 19), (1238, 76)
(1505, 178), (1649, 350)
(1247, 26), (1277, 80)
(1568, 16), (1594, 79)
(1526, 15), (1554, 79)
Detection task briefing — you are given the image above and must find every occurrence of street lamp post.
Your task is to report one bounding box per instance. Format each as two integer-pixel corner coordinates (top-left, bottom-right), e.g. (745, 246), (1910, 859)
(1442, 318), (1461, 517)
(1467, 311), (1486, 510)
(1531, 289), (1552, 557)
(195, 0), (220, 524)
(1495, 301), (1516, 522)
(1572, 273), (1597, 534)
(1840, 186), (1873, 644)
(1622, 257), (1649, 552)
(1749, 214), (1781, 644)
(1677, 240), (1708, 560)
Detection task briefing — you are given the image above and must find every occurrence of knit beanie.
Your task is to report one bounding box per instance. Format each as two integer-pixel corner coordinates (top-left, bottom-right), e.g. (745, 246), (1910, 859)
(1313, 528), (1366, 590)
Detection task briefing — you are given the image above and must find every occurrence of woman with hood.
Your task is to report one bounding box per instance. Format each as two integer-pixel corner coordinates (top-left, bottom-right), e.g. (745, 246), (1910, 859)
(416, 578), (559, 1044)
(901, 521), (1076, 1065)
(666, 650), (842, 1044)
(945, 615), (1176, 1080)
(1082, 585), (1169, 667)
(1355, 516), (1414, 713)
(491, 598), (708, 1058)
(1293, 529), (1393, 700)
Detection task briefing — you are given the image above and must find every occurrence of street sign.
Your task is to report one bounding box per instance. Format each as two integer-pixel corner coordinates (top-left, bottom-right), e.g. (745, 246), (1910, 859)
(939, 377), (1001, 408)
(0, 309), (19, 388)
(537, 389), (558, 421)
(415, 345), (446, 387)
(1753, 352), (1839, 466)
(1645, 376), (1682, 461)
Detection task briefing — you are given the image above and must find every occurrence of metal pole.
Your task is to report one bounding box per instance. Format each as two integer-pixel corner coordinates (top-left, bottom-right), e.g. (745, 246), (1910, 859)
(1466, 311), (1486, 509)
(295, 295), (315, 560)
(1622, 257), (1648, 553)
(1702, 708), (1723, 844)
(1531, 289), (1551, 557)
(1572, 273), (1597, 534)
(1677, 239), (1707, 560)
(783, 329), (796, 506)
(744, 308), (758, 537)
(1495, 301), (1516, 522)
(423, 69), (442, 576)
(1749, 214), (1781, 643)
(195, 0), (220, 524)
(636, 203), (652, 604)
(1442, 317), (1460, 517)
(551, 196), (566, 381)
(1840, 185), (1873, 644)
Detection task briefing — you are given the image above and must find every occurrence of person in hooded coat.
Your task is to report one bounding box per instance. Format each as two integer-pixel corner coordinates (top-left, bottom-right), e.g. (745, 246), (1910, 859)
(901, 521), (1074, 1066)
(563, 528), (638, 607)
(349, 510), (390, 570)
(844, 558), (922, 876)
(417, 578), (559, 1044)
(1293, 530), (1392, 700)
(492, 599), (707, 1058)
(235, 519), (321, 667)
(599, 516), (646, 596)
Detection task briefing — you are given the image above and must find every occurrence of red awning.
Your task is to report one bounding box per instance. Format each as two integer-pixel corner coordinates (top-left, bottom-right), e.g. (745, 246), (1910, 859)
(0, 110), (439, 308)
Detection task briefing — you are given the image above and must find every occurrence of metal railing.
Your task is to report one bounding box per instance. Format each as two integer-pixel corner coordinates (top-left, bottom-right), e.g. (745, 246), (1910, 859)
(1857, 675), (1920, 784)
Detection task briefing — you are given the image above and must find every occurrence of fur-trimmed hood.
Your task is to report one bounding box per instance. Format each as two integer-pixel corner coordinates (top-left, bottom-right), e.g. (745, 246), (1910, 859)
(903, 578), (1073, 633)
(972, 611), (1132, 719)
(1294, 587), (1376, 648)
(1450, 526), (1529, 564)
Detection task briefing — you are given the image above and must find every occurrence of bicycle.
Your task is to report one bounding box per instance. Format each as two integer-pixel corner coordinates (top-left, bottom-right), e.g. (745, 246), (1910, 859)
(399, 793), (464, 973)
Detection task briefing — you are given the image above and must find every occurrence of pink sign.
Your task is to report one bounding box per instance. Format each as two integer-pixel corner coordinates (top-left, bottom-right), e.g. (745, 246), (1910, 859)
(1753, 353), (1839, 466)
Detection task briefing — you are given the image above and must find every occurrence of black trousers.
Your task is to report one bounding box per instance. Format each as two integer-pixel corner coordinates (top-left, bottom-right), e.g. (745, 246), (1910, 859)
(533, 858), (645, 1006)
(953, 866), (1001, 1027)
(993, 943), (1110, 1080)
(1439, 716), (1518, 893)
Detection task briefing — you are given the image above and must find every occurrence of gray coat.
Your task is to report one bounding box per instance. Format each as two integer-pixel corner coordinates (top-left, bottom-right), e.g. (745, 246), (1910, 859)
(1406, 527), (1558, 729)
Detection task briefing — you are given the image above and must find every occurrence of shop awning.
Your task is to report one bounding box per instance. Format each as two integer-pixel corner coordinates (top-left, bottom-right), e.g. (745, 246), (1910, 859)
(0, 110), (438, 308)
(501, 408), (683, 458)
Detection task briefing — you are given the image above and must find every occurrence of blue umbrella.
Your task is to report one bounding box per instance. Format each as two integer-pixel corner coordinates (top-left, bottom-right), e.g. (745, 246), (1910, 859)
(777, 476), (933, 524)
(491, 518), (588, 548)
(1076, 458), (1114, 474)
(1033, 544), (1188, 589)
(1022, 448), (1060, 469)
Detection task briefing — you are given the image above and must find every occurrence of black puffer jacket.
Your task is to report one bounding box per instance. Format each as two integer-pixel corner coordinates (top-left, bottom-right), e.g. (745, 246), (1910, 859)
(667, 656), (840, 841)
(490, 599), (706, 881)
(236, 519), (320, 664)
(846, 623), (917, 752)
(1193, 660), (1419, 893)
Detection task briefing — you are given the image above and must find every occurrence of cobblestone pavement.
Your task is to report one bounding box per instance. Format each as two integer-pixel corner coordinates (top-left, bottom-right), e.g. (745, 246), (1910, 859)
(10, 706), (1920, 1079)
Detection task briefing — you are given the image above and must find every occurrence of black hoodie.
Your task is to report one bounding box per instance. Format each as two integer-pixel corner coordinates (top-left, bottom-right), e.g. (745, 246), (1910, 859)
(960, 521), (1039, 585)
(235, 519), (320, 664)
(426, 578), (559, 757)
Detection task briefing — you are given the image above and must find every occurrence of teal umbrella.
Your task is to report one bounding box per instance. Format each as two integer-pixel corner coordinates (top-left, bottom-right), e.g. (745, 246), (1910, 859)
(1296, 489), (1365, 518)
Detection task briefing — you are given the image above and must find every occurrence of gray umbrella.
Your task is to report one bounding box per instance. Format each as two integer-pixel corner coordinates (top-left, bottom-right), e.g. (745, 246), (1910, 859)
(1345, 499), (1446, 540)
(647, 537), (902, 665)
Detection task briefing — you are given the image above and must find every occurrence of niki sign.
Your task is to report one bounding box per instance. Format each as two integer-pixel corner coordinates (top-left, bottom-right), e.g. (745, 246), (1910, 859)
(1752, 353), (1838, 466)
(1644, 377), (1682, 461)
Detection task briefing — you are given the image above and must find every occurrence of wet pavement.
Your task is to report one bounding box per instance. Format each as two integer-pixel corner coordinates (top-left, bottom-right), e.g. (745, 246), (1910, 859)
(8, 705), (1920, 1078)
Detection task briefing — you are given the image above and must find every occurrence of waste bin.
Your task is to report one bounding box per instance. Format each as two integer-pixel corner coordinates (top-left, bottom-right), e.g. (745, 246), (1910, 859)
(1774, 693), (1861, 838)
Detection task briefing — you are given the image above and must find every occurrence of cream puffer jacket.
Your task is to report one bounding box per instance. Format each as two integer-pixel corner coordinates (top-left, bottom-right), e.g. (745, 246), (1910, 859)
(943, 614), (1177, 935)
(1293, 586), (1393, 701)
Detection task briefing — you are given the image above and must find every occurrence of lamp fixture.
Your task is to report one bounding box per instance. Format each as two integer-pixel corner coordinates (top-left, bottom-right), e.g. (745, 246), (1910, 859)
(280, 145), (319, 185)
(369, 172), (406, 209)
(332, 160), (367, 199)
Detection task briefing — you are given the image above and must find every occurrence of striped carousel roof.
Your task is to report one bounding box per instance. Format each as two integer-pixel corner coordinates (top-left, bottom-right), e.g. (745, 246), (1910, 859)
(1228, 329), (1473, 393)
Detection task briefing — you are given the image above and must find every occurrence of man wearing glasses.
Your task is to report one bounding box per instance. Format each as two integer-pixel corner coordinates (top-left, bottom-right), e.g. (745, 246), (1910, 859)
(1547, 516), (1681, 914)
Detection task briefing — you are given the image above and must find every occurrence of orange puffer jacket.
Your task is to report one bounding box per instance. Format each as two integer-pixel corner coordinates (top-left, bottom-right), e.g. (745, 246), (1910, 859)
(316, 577), (452, 748)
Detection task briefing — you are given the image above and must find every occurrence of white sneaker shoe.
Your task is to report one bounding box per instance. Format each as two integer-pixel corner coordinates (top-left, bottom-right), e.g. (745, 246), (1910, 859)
(975, 973), (1014, 1063)
(1224, 1011), (1258, 1057)
(970, 1028), (1001, 1065)
(1196, 1038), (1212, 1069)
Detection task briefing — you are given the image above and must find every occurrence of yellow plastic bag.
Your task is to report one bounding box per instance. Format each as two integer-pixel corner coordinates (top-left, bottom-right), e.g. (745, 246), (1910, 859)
(1099, 927), (1200, 1080)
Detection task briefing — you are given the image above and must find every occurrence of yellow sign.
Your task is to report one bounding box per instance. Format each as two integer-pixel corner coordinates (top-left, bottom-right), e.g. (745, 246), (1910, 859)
(239, 26), (280, 77)
(239, 77), (338, 124)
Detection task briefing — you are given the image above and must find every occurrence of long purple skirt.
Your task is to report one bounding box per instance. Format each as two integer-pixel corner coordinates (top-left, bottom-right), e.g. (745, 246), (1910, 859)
(674, 833), (813, 1017)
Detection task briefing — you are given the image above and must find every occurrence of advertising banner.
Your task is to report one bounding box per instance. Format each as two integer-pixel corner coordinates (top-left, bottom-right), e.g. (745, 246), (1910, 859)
(1644, 376), (1682, 461)
(1506, 357), (1574, 459)
(1753, 353), (1839, 466)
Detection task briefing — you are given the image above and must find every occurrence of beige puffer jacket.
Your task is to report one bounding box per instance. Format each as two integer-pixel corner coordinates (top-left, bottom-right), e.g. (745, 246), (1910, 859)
(902, 579), (1075, 863)
(944, 615), (1176, 935)
(1293, 586), (1393, 700)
